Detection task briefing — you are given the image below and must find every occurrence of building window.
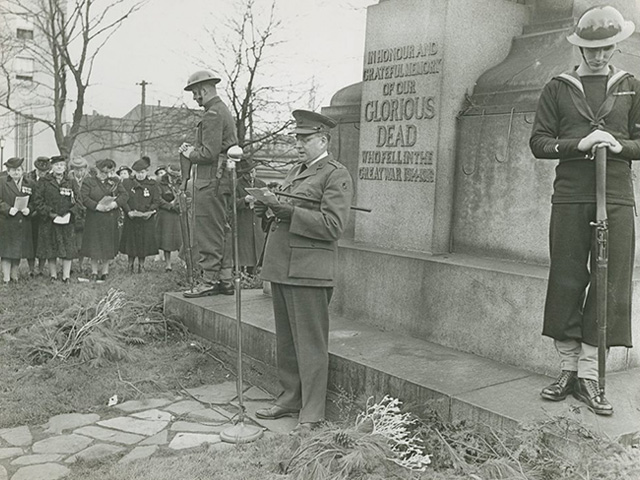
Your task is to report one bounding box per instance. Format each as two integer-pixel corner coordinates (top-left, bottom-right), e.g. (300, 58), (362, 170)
(15, 114), (34, 166)
(14, 56), (34, 81)
(16, 28), (34, 40)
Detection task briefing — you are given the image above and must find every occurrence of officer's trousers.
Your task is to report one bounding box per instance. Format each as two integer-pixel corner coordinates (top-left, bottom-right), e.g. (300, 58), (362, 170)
(271, 282), (333, 423)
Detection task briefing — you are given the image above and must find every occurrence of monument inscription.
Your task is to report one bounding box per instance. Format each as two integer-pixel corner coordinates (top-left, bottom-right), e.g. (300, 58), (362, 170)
(359, 41), (441, 185)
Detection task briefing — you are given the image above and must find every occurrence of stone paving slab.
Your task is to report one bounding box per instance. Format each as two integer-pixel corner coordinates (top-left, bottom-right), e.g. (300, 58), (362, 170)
(73, 425), (145, 445)
(185, 382), (239, 405)
(243, 386), (273, 401)
(114, 398), (173, 413)
(0, 448), (22, 460)
(187, 407), (233, 424)
(43, 414), (100, 435)
(170, 421), (224, 434)
(11, 462), (69, 480)
(118, 445), (158, 465)
(130, 409), (173, 422)
(139, 430), (168, 446)
(11, 454), (63, 466)
(0, 427), (32, 447)
(97, 416), (169, 437)
(65, 444), (126, 464)
(32, 434), (92, 455)
(163, 400), (207, 415)
(168, 433), (221, 450)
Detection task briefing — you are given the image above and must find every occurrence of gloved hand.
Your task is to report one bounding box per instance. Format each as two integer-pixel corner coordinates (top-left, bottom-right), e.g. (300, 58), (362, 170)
(271, 203), (294, 222)
(254, 202), (268, 217)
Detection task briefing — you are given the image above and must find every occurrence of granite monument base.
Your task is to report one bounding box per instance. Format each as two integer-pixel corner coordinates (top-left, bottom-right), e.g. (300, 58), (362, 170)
(333, 241), (639, 375)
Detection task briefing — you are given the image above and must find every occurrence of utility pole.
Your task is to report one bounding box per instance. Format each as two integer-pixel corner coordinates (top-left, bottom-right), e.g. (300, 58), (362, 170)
(137, 80), (150, 157)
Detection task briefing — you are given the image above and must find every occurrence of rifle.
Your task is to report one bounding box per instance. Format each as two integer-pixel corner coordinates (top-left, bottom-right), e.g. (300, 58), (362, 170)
(590, 145), (608, 395)
(169, 168), (195, 291)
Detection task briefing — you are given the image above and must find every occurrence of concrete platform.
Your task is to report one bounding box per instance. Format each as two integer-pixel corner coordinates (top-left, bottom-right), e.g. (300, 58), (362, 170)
(164, 289), (640, 440)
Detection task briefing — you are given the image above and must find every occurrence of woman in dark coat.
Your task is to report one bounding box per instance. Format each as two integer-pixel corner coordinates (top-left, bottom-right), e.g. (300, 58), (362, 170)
(119, 158), (159, 273)
(235, 159), (266, 274)
(0, 157), (34, 283)
(34, 155), (82, 282)
(156, 165), (182, 271)
(80, 159), (128, 282)
(69, 157), (89, 274)
(26, 156), (50, 276)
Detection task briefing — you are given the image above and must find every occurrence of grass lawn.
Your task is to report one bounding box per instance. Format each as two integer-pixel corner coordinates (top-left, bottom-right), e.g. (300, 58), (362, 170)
(2, 256), (639, 479)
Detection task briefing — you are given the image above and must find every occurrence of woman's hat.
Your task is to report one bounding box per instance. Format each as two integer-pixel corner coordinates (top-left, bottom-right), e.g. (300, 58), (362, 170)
(69, 157), (88, 169)
(116, 165), (132, 175)
(154, 165), (167, 175)
(50, 155), (66, 165)
(131, 158), (148, 172)
(4, 157), (24, 169)
(34, 156), (51, 171)
(95, 158), (116, 172)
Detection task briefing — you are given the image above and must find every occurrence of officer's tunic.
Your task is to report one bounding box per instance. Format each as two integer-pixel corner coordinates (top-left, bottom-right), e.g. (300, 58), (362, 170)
(183, 96), (237, 281)
(530, 67), (640, 348)
(119, 177), (160, 257)
(261, 153), (353, 423)
(34, 173), (81, 260)
(0, 175), (34, 259)
(80, 176), (128, 260)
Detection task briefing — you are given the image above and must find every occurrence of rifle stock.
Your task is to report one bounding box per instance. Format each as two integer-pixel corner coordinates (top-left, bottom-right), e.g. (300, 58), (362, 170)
(592, 146), (608, 395)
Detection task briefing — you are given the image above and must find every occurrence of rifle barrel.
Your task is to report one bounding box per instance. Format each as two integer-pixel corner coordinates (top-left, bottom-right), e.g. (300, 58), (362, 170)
(274, 191), (372, 213)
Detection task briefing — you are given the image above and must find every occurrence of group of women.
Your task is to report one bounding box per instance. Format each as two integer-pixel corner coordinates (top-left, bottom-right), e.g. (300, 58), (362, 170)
(0, 155), (182, 284)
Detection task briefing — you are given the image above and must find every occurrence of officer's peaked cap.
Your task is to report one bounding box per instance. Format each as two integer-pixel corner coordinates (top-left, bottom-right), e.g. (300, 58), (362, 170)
(291, 109), (337, 135)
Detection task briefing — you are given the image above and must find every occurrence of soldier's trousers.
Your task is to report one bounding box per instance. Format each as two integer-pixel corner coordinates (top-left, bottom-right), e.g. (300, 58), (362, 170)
(193, 183), (232, 282)
(543, 203), (634, 347)
(271, 282), (333, 423)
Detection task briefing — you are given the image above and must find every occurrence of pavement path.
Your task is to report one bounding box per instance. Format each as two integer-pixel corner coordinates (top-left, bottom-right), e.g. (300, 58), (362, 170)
(0, 382), (295, 480)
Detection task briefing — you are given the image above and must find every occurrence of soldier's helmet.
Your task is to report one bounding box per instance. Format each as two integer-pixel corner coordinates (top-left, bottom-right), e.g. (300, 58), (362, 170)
(183, 70), (221, 91)
(567, 6), (635, 48)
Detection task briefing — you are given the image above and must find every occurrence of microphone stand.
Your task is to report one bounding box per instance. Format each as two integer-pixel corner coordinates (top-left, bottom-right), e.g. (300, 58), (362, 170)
(220, 148), (263, 444)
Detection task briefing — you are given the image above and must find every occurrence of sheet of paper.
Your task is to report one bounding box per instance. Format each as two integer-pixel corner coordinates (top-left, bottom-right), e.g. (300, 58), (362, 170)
(13, 195), (29, 211)
(244, 187), (280, 206)
(97, 195), (116, 208)
(53, 212), (71, 225)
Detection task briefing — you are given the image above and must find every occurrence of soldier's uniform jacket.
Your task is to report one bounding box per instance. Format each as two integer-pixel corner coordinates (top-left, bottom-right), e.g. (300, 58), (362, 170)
(260, 153), (354, 287)
(182, 96), (238, 194)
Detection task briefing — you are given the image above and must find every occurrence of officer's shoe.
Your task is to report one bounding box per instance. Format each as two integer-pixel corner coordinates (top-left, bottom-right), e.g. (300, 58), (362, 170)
(255, 405), (299, 420)
(573, 378), (613, 416)
(540, 370), (577, 401)
(183, 283), (217, 298)
(214, 280), (235, 295)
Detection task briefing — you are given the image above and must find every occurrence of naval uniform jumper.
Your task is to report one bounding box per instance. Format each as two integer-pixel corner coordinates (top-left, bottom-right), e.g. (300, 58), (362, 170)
(260, 153), (353, 423)
(530, 67), (640, 348)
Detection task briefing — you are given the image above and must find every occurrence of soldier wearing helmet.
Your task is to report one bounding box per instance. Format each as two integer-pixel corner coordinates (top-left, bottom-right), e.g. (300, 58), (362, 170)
(179, 70), (237, 297)
(530, 5), (640, 416)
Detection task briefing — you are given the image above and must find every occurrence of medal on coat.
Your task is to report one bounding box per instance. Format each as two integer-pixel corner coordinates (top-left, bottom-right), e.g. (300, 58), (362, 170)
(143, 188), (150, 197)
(21, 186), (32, 195)
(60, 187), (72, 196)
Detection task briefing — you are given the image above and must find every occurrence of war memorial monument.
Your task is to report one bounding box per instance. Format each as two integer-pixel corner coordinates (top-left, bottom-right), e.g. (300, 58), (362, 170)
(166, 0), (640, 434)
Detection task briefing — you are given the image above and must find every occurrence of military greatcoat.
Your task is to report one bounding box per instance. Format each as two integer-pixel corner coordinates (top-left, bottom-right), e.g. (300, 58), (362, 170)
(260, 153), (353, 423)
(184, 96), (237, 282)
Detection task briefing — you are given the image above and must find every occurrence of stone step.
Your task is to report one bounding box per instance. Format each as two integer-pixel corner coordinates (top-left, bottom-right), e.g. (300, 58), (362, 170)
(164, 289), (640, 440)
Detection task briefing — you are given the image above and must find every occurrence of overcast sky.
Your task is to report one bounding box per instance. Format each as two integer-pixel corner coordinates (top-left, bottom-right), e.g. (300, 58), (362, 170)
(86, 0), (377, 118)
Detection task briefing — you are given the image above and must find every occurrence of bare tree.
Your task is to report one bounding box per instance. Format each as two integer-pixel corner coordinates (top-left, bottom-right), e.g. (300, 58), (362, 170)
(0, 0), (144, 157)
(200, 0), (309, 172)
